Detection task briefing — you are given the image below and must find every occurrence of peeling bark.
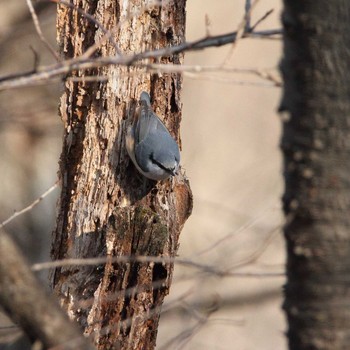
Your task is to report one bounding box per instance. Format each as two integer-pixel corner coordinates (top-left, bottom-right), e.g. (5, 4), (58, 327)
(51, 1), (191, 348)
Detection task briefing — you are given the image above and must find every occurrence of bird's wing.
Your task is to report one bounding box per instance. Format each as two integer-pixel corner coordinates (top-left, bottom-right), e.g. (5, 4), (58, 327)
(135, 106), (168, 144)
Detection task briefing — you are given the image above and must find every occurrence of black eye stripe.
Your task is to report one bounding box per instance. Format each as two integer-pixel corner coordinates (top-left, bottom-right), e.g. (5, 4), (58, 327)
(150, 153), (176, 175)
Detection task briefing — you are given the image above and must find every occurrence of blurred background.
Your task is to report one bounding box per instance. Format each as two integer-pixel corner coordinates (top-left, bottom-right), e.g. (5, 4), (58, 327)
(0, 0), (285, 349)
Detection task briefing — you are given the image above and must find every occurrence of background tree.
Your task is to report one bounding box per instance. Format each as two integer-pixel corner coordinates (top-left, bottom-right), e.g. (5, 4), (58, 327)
(281, 1), (350, 349)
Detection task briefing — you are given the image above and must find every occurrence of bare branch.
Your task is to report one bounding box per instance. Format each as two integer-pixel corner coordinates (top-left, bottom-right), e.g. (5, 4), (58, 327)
(204, 14), (211, 37)
(227, 225), (281, 270)
(26, 0), (59, 61)
(0, 27), (282, 91)
(245, 0), (252, 32)
(31, 255), (284, 278)
(192, 206), (279, 258)
(0, 229), (93, 349)
(182, 72), (278, 87)
(29, 46), (40, 71)
(250, 9), (274, 32)
(0, 181), (59, 229)
(220, 0), (260, 66)
(67, 63), (282, 87)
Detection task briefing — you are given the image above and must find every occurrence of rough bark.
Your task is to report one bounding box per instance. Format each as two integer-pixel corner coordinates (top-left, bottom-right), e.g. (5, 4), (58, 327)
(281, 2), (350, 349)
(51, 1), (192, 349)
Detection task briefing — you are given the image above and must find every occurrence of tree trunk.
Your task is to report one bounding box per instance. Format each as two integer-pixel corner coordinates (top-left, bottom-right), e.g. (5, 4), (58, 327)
(281, 1), (350, 349)
(51, 1), (192, 349)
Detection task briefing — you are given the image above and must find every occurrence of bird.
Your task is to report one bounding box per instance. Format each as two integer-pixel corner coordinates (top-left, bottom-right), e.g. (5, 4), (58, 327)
(126, 91), (180, 181)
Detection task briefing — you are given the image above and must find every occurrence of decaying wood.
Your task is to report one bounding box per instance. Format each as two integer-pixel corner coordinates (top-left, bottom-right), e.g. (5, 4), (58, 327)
(51, 0), (192, 349)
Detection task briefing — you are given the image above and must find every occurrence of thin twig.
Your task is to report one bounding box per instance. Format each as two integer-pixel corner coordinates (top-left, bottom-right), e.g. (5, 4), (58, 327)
(226, 225), (282, 271)
(254, 68), (282, 86)
(205, 14), (211, 37)
(29, 46), (40, 70)
(0, 27), (282, 91)
(250, 9), (274, 32)
(221, 0), (260, 66)
(31, 255), (284, 278)
(65, 63), (282, 87)
(0, 181), (59, 229)
(245, 0), (252, 32)
(182, 72), (278, 87)
(26, 0), (59, 61)
(192, 206), (277, 258)
(158, 305), (211, 350)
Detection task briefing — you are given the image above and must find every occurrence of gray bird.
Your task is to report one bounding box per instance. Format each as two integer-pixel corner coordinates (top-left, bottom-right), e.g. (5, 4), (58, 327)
(126, 91), (180, 180)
